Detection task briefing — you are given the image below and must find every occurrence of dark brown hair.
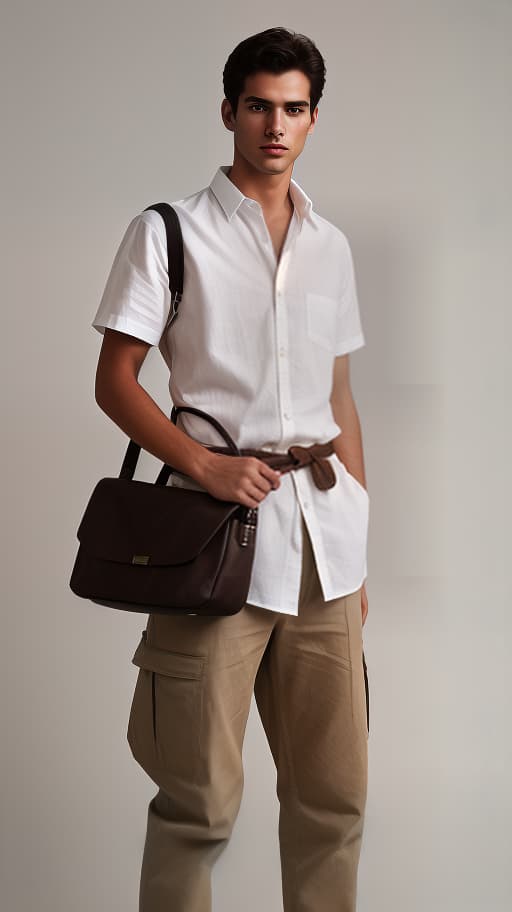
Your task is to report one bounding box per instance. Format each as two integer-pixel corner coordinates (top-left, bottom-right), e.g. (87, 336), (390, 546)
(223, 27), (326, 118)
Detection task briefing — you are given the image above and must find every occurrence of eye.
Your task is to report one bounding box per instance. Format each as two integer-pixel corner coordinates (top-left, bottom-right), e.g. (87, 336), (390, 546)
(248, 103), (267, 112)
(286, 107), (303, 115)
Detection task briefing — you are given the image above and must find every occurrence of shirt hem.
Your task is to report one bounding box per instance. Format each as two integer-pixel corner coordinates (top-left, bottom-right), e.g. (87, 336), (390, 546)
(323, 572), (368, 601)
(244, 572), (367, 615)
(91, 316), (161, 346)
(244, 597), (298, 616)
(335, 333), (366, 356)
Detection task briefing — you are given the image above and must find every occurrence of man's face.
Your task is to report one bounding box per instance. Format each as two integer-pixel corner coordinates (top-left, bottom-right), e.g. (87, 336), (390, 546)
(221, 69), (318, 176)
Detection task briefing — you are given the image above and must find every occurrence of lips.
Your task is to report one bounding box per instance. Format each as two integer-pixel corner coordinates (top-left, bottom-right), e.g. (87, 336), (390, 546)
(260, 144), (288, 150)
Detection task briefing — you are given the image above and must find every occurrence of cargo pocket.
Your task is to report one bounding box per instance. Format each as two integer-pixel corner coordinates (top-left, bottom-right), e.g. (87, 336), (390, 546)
(362, 649), (370, 735)
(127, 629), (206, 778)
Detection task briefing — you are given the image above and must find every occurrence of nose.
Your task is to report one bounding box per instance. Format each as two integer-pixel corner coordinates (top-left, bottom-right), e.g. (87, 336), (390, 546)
(266, 108), (284, 138)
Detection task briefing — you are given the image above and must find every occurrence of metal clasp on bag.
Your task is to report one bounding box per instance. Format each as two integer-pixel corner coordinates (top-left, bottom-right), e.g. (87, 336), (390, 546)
(238, 508), (257, 547)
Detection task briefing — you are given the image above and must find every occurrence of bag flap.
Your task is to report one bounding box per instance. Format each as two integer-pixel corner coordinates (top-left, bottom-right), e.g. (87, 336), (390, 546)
(76, 477), (241, 565)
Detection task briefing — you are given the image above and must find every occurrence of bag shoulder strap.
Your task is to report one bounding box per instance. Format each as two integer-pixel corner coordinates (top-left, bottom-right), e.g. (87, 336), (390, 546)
(119, 202), (184, 482)
(143, 202), (184, 333)
(118, 203), (239, 483)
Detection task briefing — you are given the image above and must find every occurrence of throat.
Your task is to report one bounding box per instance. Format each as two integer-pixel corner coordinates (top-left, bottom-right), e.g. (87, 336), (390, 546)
(265, 199), (295, 262)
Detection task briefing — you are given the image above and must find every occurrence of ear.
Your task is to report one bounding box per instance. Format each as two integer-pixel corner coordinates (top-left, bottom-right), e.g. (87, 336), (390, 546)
(307, 106), (319, 136)
(221, 98), (236, 132)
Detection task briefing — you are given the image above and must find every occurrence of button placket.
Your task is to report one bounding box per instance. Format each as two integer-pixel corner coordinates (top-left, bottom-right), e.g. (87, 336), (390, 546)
(248, 203), (277, 274)
(290, 471), (333, 595)
(274, 219), (299, 446)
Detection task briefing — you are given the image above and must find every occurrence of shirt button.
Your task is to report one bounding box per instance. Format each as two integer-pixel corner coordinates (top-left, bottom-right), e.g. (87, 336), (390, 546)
(283, 412), (291, 420)
(303, 501), (309, 510)
(279, 346), (286, 357)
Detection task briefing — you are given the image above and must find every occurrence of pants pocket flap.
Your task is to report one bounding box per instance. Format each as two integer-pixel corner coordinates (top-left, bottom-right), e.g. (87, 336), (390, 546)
(131, 631), (205, 679)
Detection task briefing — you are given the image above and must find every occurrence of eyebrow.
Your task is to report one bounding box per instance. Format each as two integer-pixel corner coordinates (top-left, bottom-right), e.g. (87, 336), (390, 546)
(243, 95), (310, 108)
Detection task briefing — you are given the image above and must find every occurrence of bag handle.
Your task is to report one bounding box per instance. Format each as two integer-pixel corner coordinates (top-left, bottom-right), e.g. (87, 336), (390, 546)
(118, 204), (239, 483)
(151, 405), (240, 486)
(170, 405), (239, 451)
(119, 405), (240, 483)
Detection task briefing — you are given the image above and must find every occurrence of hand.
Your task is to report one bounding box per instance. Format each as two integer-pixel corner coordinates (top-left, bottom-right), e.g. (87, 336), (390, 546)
(361, 581), (368, 626)
(198, 452), (282, 508)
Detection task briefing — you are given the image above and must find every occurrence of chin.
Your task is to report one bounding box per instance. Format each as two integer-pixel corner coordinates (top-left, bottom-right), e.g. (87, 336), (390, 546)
(260, 157), (289, 171)
(264, 164), (288, 174)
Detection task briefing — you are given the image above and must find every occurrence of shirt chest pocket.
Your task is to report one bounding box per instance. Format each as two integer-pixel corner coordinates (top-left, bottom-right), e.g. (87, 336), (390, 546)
(306, 293), (339, 352)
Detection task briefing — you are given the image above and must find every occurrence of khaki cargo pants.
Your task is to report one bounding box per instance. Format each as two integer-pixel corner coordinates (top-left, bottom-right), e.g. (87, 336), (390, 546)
(127, 516), (369, 912)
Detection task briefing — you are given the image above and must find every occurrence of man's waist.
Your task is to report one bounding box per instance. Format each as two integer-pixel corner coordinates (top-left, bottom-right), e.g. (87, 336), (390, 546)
(205, 439), (338, 491)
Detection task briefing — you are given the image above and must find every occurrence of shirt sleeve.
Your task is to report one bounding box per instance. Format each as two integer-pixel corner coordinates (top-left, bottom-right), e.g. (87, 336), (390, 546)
(335, 236), (366, 356)
(91, 211), (170, 346)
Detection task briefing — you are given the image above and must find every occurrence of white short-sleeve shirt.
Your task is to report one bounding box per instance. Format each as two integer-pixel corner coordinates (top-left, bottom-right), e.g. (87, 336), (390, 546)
(92, 165), (369, 615)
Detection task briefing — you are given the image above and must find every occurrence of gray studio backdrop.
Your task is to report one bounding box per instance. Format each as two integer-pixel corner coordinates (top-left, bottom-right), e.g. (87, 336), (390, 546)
(2, 1), (510, 910)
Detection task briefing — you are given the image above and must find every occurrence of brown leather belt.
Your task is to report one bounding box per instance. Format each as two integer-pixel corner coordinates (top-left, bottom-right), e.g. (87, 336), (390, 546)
(206, 439), (338, 491)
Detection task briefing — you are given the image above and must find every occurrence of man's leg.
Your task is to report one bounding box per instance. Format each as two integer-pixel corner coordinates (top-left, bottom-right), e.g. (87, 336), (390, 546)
(254, 516), (369, 912)
(127, 603), (277, 912)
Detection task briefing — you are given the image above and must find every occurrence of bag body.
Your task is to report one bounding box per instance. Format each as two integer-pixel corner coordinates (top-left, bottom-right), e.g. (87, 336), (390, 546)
(69, 404), (259, 616)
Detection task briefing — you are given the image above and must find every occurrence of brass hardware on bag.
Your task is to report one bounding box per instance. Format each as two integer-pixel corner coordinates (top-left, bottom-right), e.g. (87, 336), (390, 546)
(238, 508), (257, 547)
(132, 554), (150, 565)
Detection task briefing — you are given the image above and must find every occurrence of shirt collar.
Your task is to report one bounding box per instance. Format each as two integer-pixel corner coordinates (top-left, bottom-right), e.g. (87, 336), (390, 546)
(209, 164), (316, 227)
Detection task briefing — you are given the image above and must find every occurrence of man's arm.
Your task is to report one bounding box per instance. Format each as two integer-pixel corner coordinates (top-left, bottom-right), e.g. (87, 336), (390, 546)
(94, 328), (281, 508)
(330, 353), (369, 622)
(329, 353), (367, 491)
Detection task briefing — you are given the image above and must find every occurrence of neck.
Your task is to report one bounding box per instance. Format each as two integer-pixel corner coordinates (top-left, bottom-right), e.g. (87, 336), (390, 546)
(226, 158), (293, 217)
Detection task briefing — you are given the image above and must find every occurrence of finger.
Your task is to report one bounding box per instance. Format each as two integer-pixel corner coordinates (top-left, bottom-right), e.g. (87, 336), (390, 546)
(251, 476), (273, 496)
(242, 494), (261, 509)
(258, 461), (282, 484)
(255, 466), (281, 492)
(240, 489), (262, 509)
(246, 480), (270, 502)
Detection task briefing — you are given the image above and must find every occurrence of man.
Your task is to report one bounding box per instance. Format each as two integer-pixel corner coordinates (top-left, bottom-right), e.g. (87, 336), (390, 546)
(92, 26), (370, 912)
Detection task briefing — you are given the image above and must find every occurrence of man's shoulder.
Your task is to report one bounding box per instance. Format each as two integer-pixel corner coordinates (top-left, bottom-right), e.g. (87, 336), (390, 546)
(137, 182), (211, 231)
(310, 209), (352, 254)
(311, 208), (349, 241)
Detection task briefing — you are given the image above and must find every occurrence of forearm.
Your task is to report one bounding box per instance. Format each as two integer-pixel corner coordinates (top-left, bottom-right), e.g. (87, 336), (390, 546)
(330, 393), (367, 491)
(95, 375), (212, 484)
